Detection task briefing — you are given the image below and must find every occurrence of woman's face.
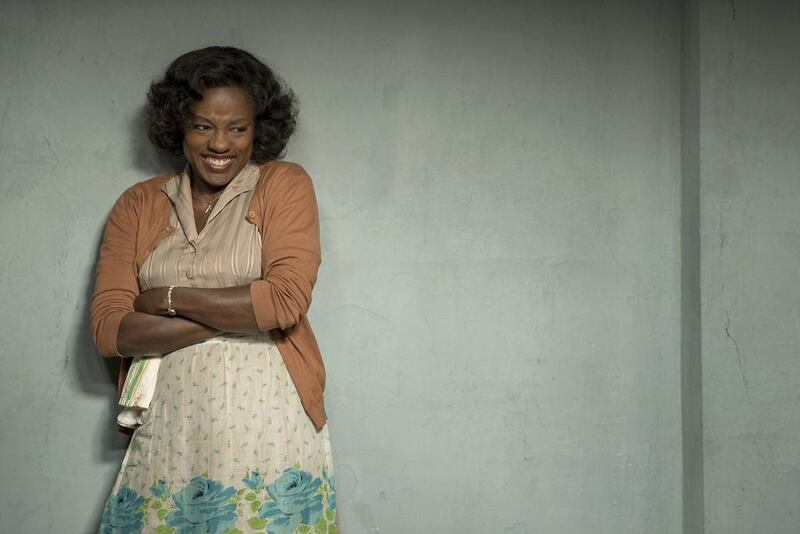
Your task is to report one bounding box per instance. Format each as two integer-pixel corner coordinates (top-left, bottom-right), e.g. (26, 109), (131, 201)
(183, 86), (255, 190)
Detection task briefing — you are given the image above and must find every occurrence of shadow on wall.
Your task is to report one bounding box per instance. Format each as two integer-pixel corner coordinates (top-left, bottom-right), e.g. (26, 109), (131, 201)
(74, 104), (182, 459)
(71, 232), (128, 530)
(71, 104), (184, 531)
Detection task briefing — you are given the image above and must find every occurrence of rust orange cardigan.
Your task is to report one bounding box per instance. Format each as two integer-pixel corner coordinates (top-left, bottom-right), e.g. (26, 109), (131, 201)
(90, 160), (327, 429)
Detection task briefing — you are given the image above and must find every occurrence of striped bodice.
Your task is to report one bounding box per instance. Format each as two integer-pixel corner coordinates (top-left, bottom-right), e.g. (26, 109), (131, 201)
(139, 163), (263, 291)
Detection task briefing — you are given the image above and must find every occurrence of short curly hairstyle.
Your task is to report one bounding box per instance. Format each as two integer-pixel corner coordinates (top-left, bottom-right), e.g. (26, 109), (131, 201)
(146, 46), (298, 162)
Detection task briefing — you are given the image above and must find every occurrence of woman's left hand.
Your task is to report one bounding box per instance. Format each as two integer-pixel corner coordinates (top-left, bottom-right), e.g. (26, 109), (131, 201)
(134, 288), (170, 316)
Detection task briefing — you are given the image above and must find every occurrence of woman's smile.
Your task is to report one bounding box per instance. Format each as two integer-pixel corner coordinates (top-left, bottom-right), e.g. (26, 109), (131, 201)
(183, 85), (255, 192)
(202, 155), (235, 171)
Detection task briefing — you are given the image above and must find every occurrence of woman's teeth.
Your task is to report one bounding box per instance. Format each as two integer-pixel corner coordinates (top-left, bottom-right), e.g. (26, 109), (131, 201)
(204, 157), (233, 169)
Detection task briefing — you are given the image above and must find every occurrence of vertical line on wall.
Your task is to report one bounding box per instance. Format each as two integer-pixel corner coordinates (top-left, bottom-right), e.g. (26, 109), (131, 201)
(680, 0), (704, 532)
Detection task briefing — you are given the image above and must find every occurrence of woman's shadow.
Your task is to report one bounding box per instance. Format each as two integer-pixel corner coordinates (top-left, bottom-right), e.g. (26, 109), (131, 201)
(73, 104), (182, 532)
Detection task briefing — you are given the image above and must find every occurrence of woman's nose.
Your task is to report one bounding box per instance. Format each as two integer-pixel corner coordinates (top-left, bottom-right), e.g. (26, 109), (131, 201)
(208, 129), (230, 152)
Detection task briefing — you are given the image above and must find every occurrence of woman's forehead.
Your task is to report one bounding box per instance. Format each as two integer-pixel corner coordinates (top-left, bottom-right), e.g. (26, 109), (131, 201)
(192, 86), (253, 121)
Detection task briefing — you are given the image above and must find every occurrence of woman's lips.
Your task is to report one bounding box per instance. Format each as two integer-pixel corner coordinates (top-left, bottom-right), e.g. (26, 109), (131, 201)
(203, 156), (234, 172)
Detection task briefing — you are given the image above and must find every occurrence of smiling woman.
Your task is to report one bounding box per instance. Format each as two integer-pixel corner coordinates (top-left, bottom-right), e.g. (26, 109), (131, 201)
(182, 86), (256, 230)
(184, 87), (254, 188)
(90, 47), (337, 533)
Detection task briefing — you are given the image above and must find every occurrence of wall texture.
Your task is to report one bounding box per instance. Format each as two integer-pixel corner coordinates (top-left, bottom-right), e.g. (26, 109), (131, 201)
(681, 0), (704, 532)
(4, 0), (794, 533)
(700, 1), (800, 532)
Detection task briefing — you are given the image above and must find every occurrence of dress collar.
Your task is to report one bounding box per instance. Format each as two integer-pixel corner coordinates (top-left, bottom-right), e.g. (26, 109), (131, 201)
(161, 162), (261, 242)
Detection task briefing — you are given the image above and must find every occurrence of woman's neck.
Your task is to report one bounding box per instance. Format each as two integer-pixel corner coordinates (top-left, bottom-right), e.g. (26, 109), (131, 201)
(188, 167), (228, 201)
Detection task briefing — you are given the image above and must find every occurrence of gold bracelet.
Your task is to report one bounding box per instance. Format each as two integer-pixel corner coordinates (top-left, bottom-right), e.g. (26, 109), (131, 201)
(166, 285), (177, 316)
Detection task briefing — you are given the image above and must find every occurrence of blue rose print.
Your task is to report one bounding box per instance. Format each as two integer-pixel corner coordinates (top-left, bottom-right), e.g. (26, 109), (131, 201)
(166, 476), (237, 534)
(260, 467), (323, 534)
(150, 479), (171, 498)
(328, 476), (336, 512)
(242, 469), (265, 490)
(323, 467), (336, 512)
(100, 484), (145, 534)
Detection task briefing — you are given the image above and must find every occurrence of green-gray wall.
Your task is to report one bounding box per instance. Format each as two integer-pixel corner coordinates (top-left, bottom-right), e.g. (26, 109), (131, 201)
(0, 1), (796, 533)
(680, 0), (704, 531)
(700, 1), (800, 532)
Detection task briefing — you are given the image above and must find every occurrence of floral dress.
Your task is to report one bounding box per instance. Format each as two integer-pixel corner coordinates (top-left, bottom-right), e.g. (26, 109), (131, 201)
(99, 164), (336, 534)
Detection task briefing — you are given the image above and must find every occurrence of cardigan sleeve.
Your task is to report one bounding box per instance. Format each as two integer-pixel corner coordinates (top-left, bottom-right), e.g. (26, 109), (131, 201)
(90, 187), (141, 357)
(249, 164), (322, 332)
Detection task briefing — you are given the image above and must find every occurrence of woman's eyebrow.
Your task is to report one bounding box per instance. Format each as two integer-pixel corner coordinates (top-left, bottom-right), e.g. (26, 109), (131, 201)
(191, 114), (252, 125)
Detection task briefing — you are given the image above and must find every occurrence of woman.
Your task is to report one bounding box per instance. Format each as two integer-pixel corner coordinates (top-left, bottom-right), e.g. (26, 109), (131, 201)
(91, 46), (336, 533)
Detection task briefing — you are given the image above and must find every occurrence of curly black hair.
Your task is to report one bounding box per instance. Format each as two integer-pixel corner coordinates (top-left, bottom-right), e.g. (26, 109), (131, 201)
(146, 46), (298, 162)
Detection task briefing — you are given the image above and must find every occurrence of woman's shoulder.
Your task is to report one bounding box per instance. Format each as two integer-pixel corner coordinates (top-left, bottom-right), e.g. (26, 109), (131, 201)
(113, 171), (179, 207)
(250, 160), (317, 219)
(255, 159), (315, 194)
(257, 159), (311, 183)
(125, 171), (179, 196)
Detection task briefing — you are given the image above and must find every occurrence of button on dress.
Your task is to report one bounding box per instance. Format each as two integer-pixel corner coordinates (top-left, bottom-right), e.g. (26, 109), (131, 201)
(99, 163), (337, 534)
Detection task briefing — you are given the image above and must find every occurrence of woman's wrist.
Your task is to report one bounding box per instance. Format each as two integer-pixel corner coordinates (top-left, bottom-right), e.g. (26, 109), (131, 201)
(166, 286), (191, 318)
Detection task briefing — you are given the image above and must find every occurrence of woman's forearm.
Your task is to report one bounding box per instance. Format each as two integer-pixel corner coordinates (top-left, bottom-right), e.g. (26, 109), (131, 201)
(171, 286), (260, 333)
(117, 311), (221, 357)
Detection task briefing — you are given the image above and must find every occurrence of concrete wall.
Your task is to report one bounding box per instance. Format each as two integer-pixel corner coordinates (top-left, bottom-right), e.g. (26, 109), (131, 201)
(700, 1), (800, 532)
(0, 0), (738, 532)
(680, 0), (704, 532)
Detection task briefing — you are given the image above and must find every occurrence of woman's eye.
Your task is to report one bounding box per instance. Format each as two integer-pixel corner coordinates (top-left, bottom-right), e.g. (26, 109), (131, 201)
(193, 124), (211, 131)
(231, 127), (248, 134)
